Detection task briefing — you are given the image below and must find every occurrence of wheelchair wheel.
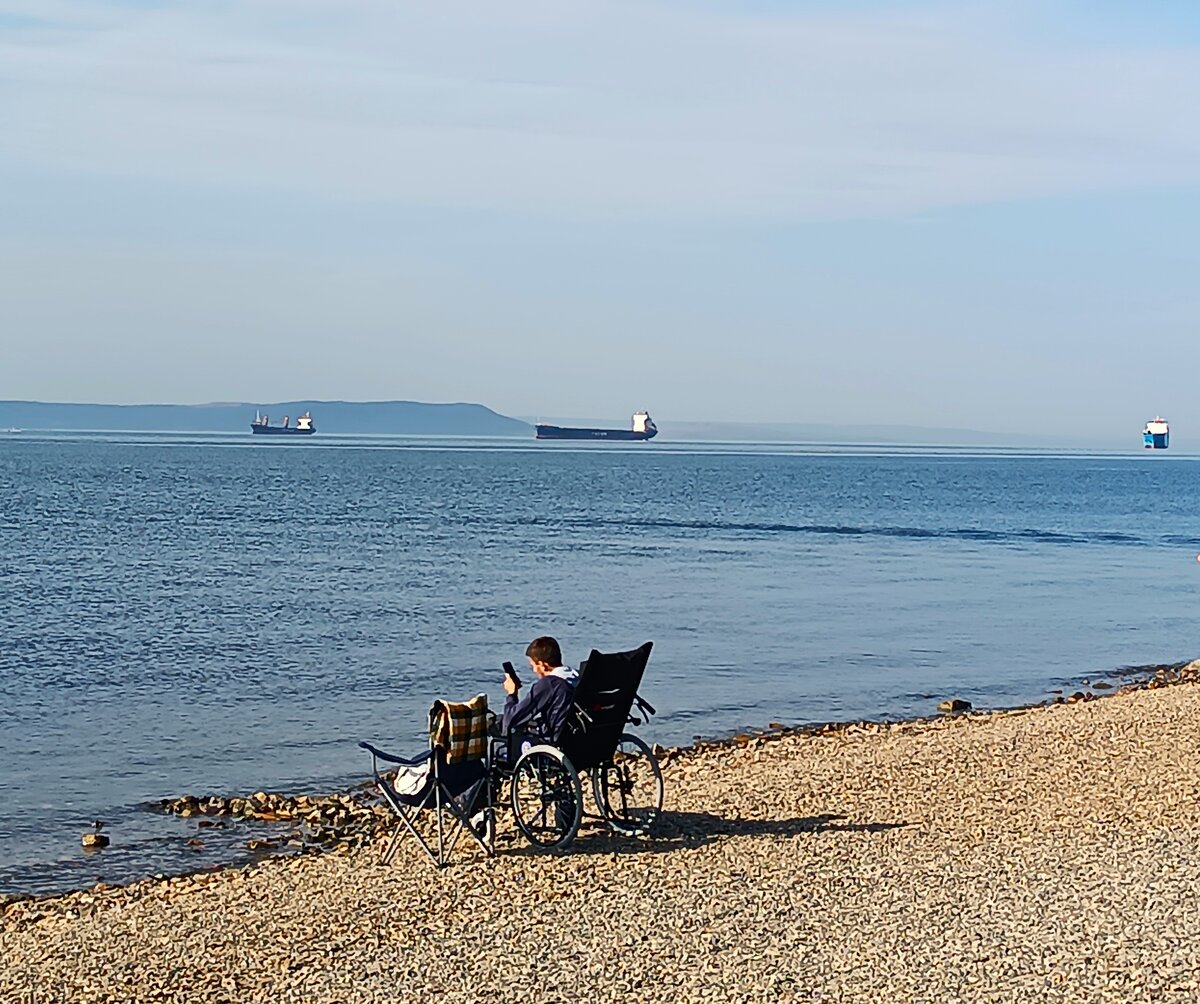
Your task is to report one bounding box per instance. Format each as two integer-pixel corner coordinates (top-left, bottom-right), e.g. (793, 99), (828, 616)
(510, 745), (583, 851)
(591, 733), (663, 836)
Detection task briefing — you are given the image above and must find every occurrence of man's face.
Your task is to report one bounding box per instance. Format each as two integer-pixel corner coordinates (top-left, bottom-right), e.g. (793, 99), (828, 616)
(528, 657), (554, 678)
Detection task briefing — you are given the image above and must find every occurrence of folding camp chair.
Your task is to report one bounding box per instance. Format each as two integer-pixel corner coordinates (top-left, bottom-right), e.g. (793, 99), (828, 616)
(360, 693), (494, 869)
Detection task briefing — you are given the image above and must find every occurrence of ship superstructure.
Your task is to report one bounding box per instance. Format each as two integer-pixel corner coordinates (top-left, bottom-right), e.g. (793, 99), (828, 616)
(1143, 417), (1169, 450)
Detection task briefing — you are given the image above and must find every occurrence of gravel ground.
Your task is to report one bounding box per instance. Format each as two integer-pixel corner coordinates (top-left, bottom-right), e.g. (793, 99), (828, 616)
(4, 681), (1200, 1003)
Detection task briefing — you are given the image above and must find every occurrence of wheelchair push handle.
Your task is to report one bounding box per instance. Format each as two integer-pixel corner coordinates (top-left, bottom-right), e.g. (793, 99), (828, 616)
(628, 694), (657, 725)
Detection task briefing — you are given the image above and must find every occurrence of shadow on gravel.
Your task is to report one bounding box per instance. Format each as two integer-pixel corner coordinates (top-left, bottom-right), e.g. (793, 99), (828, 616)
(503, 811), (910, 859)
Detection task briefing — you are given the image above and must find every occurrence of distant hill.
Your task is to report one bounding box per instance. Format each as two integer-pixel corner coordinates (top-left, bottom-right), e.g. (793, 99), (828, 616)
(0, 400), (531, 437)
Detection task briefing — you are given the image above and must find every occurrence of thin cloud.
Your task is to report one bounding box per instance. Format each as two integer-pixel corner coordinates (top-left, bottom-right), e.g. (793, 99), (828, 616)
(1, 1), (1197, 220)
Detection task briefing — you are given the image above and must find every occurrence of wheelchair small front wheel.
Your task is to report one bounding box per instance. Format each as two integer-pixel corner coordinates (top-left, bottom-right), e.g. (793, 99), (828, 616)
(592, 733), (663, 836)
(510, 745), (583, 851)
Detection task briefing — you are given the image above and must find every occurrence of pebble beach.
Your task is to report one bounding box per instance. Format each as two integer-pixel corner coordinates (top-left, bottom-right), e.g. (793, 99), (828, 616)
(5, 675), (1200, 1003)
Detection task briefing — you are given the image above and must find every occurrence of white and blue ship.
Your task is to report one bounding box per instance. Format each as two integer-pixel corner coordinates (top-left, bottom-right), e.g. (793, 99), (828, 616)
(1143, 417), (1169, 449)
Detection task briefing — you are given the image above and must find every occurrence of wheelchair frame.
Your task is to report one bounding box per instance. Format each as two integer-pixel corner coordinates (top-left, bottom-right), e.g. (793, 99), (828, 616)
(497, 688), (664, 852)
(365, 644), (663, 865)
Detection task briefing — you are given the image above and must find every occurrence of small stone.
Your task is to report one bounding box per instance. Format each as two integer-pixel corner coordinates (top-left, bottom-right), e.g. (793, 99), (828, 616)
(81, 832), (110, 849)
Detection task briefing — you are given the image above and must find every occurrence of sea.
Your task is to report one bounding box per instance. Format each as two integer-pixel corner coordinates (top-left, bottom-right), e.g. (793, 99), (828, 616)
(2, 431), (1197, 895)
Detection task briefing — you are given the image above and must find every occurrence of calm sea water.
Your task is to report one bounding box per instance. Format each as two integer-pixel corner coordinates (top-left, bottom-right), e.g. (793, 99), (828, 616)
(2, 433), (1197, 894)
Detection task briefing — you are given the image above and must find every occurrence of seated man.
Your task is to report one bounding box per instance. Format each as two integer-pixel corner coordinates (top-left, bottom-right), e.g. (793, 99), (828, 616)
(501, 635), (579, 751)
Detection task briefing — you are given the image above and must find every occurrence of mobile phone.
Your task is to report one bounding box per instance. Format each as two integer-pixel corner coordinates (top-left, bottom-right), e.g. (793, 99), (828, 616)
(503, 661), (521, 686)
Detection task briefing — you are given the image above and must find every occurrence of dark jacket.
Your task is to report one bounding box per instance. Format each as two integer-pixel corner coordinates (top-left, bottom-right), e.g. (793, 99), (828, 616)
(502, 666), (579, 743)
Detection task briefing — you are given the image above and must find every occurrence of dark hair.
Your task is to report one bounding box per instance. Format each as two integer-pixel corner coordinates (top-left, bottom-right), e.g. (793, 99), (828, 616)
(525, 635), (562, 666)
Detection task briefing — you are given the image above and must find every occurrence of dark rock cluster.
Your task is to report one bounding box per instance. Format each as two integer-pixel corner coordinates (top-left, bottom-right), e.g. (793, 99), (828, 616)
(1142, 659), (1200, 690)
(157, 789), (393, 853)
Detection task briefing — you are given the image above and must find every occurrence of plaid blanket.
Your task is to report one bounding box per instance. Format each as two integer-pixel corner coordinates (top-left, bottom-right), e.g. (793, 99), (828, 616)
(429, 693), (489, 763)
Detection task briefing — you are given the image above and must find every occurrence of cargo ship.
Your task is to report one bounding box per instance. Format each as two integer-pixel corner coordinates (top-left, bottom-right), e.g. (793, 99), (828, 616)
(535, 410), (658, 441)
(1143, 417), (1169, 449)
(251, 411), (316, 436)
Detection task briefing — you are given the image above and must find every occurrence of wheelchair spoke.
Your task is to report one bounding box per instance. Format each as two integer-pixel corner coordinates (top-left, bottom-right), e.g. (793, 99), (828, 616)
(528, 800), (551, 831)
(592, 734), (663, 836)
(510, 748), (583, 851)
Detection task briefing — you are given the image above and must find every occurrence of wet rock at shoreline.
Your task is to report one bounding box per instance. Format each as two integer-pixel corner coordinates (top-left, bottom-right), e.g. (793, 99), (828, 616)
(1143, 659), (1200, 690)
(938, 699), (972, 714)
(158, 789), (393, 855)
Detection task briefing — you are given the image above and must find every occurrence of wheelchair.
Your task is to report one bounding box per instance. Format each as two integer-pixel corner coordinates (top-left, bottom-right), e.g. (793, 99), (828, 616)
(361, 642), (663, 867)
(499, 641), (663, 851)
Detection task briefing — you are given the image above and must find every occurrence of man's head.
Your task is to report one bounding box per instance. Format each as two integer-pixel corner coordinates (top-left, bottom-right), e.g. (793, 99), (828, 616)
(525, 635), (563, 676)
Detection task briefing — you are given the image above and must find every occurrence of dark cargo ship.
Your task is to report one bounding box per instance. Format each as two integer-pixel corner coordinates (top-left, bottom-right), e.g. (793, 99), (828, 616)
(535, 410), (657, 441)
(251, 411), (316, 436)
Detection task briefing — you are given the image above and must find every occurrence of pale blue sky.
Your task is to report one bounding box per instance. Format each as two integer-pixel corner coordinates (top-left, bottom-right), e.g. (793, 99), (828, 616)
(1, 1), (1198, 439)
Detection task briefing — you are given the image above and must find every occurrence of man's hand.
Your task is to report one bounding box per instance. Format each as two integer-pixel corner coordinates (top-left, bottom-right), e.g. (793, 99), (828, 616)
(503, 674), (519, 696)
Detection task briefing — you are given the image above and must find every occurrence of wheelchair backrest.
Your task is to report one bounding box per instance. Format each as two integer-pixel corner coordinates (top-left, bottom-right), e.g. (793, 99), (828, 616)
(561, 641), (653, 771)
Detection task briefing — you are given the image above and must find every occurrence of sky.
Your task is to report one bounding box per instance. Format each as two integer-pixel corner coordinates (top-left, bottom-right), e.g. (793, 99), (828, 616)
(1, 0), (1198, 439)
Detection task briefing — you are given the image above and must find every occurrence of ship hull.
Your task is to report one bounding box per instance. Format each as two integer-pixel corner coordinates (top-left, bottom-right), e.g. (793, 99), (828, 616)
(250, 424), (316, 436)
(536, 425), (656, 441)
(1143, 432), (1168, 449)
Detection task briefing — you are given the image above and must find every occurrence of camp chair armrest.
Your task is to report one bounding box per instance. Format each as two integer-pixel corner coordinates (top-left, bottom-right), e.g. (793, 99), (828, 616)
(358, 741), (431, 768)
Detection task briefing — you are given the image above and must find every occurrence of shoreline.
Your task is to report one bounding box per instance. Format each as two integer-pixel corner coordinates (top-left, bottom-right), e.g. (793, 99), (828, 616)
(3, 657), (1195, 915)
(5, 668), (1200, 1000)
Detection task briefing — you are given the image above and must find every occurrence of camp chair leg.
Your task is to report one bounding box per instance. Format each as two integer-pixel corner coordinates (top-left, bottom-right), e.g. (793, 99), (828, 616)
(376, 768), (495, 869)
(446, 787), (495, 859)
(375, 778), (453, 869)
(381, 818), (444, 869)
(380, 824), (404, 866)
(434, 789), (446, 864)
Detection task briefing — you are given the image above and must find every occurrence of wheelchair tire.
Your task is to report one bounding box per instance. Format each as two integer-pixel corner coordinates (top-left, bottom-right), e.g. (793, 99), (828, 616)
(510, 745), (583, 851)
(591, 733), (663, 836)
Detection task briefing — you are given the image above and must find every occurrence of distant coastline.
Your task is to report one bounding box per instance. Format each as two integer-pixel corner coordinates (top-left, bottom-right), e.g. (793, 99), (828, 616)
(0, 400), (530, 437)
(0, 400), (1143, 448)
